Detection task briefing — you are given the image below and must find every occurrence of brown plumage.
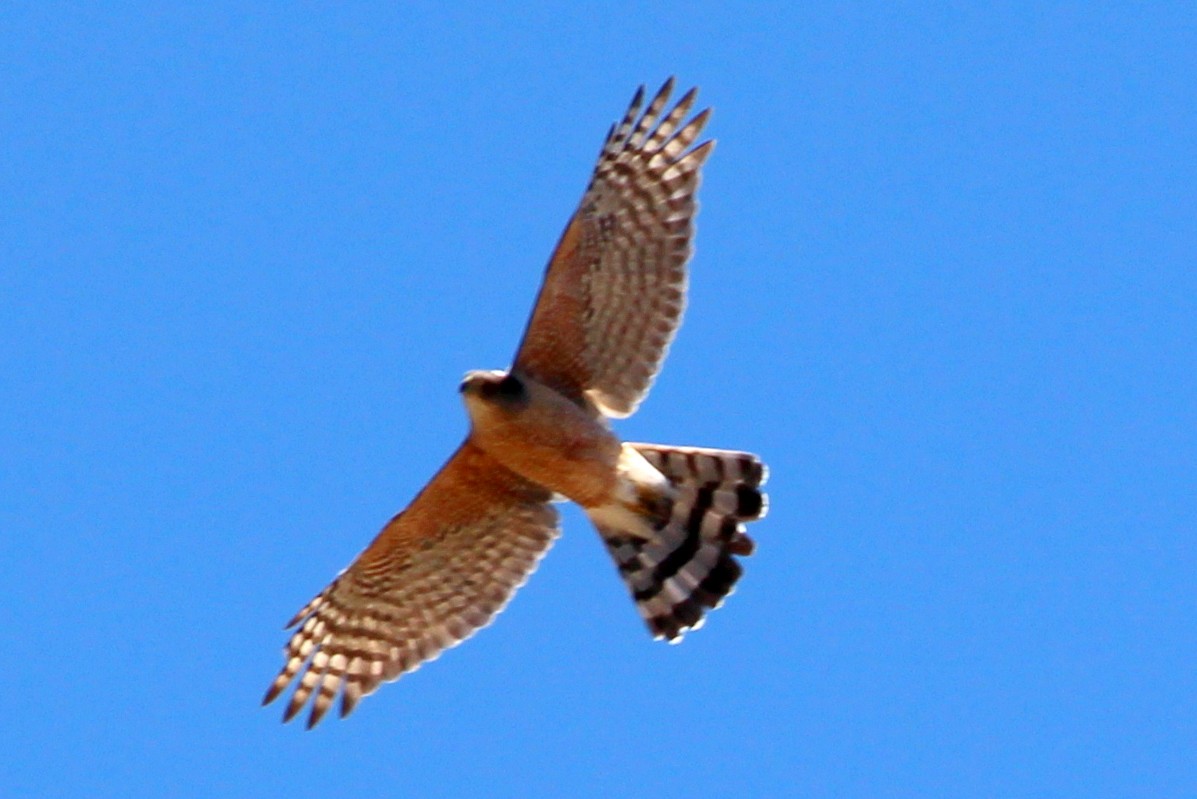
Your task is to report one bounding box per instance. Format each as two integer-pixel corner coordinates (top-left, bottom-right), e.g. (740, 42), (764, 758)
(515, 81), (712, 417)
(264, 79), (768, 728)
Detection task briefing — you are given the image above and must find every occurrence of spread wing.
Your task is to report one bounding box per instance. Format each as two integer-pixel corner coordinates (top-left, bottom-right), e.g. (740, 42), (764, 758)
(263, 439), (559, 728)
(513, 78), (714, 418)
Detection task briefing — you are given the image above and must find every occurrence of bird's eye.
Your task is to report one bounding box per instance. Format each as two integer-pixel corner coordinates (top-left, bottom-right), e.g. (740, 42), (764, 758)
(495, 375), (524, 399)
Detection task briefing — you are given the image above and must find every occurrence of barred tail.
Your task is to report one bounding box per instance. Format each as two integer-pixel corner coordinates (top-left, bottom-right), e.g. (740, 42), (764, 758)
(586, 444), (769, 642)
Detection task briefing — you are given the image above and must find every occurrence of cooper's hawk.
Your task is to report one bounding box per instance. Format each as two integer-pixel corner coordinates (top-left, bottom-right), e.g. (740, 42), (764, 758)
(264, 79), (769, 727)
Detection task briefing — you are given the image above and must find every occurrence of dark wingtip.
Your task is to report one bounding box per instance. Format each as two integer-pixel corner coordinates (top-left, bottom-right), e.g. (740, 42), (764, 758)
(630, 84), (646, 110)
(647, 77), (674, 115)
(262, 669), (292, 707)
(281, 696), (303, 724)
(687, 108), (713, 143)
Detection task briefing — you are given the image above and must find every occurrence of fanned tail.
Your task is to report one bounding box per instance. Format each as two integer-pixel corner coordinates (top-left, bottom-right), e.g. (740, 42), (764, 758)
(586, 444), (768, 641)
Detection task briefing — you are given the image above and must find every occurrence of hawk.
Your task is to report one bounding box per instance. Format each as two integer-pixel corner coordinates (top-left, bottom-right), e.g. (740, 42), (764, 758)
(264, 78), (769, 727)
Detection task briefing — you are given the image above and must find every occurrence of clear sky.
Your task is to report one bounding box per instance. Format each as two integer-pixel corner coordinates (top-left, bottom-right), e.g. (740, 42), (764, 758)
(3, 3), (1194, 797)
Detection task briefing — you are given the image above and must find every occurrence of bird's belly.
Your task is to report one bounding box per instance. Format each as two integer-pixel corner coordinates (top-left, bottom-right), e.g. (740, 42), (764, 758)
(472, 413), (620, 508)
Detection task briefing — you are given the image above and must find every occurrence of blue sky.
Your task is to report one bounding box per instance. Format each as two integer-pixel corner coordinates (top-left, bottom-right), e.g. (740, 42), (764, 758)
(3, 3), (1194, 797)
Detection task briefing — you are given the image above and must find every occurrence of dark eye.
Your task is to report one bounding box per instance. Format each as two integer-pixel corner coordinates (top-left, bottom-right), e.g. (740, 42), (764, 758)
(495, 374), (524, 399)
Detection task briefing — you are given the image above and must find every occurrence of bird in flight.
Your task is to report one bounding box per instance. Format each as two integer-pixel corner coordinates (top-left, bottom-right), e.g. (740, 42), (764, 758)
(264, 78), (769, 728)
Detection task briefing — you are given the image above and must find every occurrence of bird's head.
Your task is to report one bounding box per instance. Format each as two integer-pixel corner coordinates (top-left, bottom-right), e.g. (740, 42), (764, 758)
(459, 370), (529, 414)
